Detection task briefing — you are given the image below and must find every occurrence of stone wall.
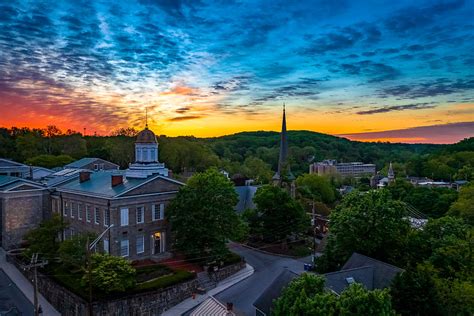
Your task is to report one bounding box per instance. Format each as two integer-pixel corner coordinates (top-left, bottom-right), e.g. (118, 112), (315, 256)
(7, 254), (198, 316)
(212, 261), (246, 283)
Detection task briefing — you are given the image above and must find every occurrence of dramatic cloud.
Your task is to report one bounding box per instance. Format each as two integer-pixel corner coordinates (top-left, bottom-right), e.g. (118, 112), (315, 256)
(356, 103), (436, 115)
(0, 0), (473, 139)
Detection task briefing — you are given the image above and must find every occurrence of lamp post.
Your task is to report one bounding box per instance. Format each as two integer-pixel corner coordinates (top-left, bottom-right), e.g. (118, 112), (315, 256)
(86, 224), (114, 316)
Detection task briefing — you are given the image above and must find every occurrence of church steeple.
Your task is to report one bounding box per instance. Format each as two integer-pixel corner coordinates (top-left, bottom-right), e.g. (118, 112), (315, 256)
(273, 104), (294, 183)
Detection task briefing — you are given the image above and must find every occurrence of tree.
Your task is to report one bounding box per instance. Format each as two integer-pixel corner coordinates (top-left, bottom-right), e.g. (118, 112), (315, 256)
(58, 233), (96, 270)
(316, 190), (410, 272)
(26, 154), (74, 169)
(23, 215), (68, 259)
(242, 156), (273, 184)
(449, 184), (474, 224)
(273, 274), (396, 316)
(391, 264), (442, 316)
(296, 173), (335, 204)
(251, 185), (309, 243)
(111, 127), (138, 137)
(167, 168), (240, 262)
(82, 254), (136, 293)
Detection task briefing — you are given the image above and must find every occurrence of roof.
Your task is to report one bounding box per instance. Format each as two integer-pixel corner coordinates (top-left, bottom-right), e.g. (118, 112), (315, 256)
(253, 269), (299, 315)
(0, 158), (26, 168)
(191, 296), (235, 316)
(64, 158), (118, 169)
(234, 185), (258, 213)
(0, 175), (45, 192)
(341, 253), (403, 290)
(56, 170), (183, 198)
(324, 266), (374, 294)
(136, 127), (157, 143)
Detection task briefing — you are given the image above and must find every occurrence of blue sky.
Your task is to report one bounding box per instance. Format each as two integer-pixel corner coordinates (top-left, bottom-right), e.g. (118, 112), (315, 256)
(0, 0), (473, 142)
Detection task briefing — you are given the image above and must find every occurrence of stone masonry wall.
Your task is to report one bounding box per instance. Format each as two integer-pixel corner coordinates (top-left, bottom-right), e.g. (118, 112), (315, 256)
(212, 261), (246, 283)
(7, 254), (198, 316)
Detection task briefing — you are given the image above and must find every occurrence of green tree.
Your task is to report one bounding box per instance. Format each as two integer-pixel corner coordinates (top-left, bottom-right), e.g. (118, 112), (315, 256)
(58, 233), (96, 270)
(391, 264), (442, 316)
(167, 168), (240, 262)
(316, 190), (410, 272)
(251, 185), (309, 242)
(26, 154), (74, 169)
(82, 254), (136, 293)
(273, 274), (396, 316)
(23, 215), (68, 259)
(242, 156), (273, 184)
(449, 184), (474, 224)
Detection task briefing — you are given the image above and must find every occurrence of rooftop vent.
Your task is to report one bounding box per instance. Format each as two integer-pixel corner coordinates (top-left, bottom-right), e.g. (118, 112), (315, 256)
(345, 277), (355, 285)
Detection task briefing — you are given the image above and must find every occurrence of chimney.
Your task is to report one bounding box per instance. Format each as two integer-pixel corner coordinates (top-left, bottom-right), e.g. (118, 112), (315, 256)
(111, 174), (123, 187)
(79, 171), (91, 183)
(226, 302), (233, 312)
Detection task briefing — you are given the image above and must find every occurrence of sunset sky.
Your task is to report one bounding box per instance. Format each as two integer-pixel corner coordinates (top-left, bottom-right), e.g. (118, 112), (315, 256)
(0, 0), (473, 143)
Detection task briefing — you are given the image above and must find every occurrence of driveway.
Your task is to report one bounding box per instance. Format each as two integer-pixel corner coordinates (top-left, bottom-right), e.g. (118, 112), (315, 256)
(215, 243), (310, 316)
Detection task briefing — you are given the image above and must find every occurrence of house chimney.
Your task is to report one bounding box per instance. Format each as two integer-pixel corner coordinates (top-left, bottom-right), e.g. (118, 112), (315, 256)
(79, 171), (91, 183)
(226, 302), (233, 312)
(111, 174), (123, 187)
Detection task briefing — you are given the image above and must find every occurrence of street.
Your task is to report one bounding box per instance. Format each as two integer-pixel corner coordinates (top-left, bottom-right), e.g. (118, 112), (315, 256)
(215, 243), (311, 316)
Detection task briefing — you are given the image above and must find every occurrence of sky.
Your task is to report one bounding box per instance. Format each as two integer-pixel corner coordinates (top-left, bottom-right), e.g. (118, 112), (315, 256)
(0, 0), (473, 143)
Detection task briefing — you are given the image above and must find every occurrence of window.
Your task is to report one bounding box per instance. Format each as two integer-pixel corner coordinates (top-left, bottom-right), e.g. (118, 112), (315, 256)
(136, 206), (144, 224)
(120, 239), (129, 257)
(63, 201), (68, 216)
(152, 204), (164, 221)
(94, 164), (99, 171)
(136, 235), (144, 254)
(94, 207), (100, 225)
(70, 202), (75, 218)
(78, 204), (82, 220)
(70, 228), (75, 237)
(86, 205), (91, 222)
(104, 209), (110, 227)
(120, 208), (129, 226)
(103, 239), (109, 254)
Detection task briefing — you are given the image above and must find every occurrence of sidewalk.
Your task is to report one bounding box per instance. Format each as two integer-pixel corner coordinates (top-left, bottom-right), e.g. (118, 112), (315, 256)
(162, 263), (254, 316)
(0, 249), (60, 316)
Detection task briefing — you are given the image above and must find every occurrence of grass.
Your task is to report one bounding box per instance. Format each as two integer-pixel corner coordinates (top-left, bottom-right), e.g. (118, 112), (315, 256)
(133, 269), (195, 293)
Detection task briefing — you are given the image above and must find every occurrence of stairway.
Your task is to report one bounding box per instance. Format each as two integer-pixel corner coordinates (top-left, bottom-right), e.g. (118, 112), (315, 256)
(196, 271), (216, 294)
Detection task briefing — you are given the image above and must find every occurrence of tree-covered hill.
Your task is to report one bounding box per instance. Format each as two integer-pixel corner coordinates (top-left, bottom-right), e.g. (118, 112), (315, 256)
(1, 126), (472, 182)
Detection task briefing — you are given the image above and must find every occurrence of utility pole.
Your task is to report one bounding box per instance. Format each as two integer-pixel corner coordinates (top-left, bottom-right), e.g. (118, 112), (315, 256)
(23, 253), (48, 316)
(311, 201), (316, 267)
(86, 224), (115, 316)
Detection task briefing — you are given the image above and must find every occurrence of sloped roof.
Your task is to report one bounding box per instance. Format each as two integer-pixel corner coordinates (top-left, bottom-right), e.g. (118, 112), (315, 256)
(191, 296), (235, 316)
(0, 158), (26, 168)
(0, 175), (45, 192)
(65, 157), (118, 169)
(341, 253), (403, 290)
(254, 269), (299, 315)
(234, 185), (258, 213)
(324, 266), (374, 294)
(56, 171), (183, 198)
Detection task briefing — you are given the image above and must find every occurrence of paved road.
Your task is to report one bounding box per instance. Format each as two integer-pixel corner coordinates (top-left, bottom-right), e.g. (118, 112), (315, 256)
(215, 243), (311, 316)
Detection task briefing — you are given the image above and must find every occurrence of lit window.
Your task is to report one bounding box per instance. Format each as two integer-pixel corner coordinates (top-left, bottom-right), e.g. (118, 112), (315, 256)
(136, 206), (144, 224)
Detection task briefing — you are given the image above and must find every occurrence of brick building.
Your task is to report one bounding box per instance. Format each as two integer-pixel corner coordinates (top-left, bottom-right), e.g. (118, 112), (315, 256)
(0, 176), (49, 249)
(51, 126), (183, 260)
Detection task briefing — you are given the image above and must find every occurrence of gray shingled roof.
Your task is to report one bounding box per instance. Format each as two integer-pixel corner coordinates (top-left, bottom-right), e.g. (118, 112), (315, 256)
(324, 266), (374, 294)
(65, 157), (118, 169)
(253, 269), (299, 315)
(234, 185), (258, 213)
(341, 253), (404, 290)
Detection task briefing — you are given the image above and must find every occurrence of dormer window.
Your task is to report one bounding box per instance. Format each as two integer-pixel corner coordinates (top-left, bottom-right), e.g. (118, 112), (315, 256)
(345, 277), (355, 284)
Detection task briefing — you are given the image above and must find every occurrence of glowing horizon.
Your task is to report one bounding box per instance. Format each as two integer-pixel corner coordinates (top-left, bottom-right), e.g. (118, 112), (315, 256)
(0, 1), (473, 143)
